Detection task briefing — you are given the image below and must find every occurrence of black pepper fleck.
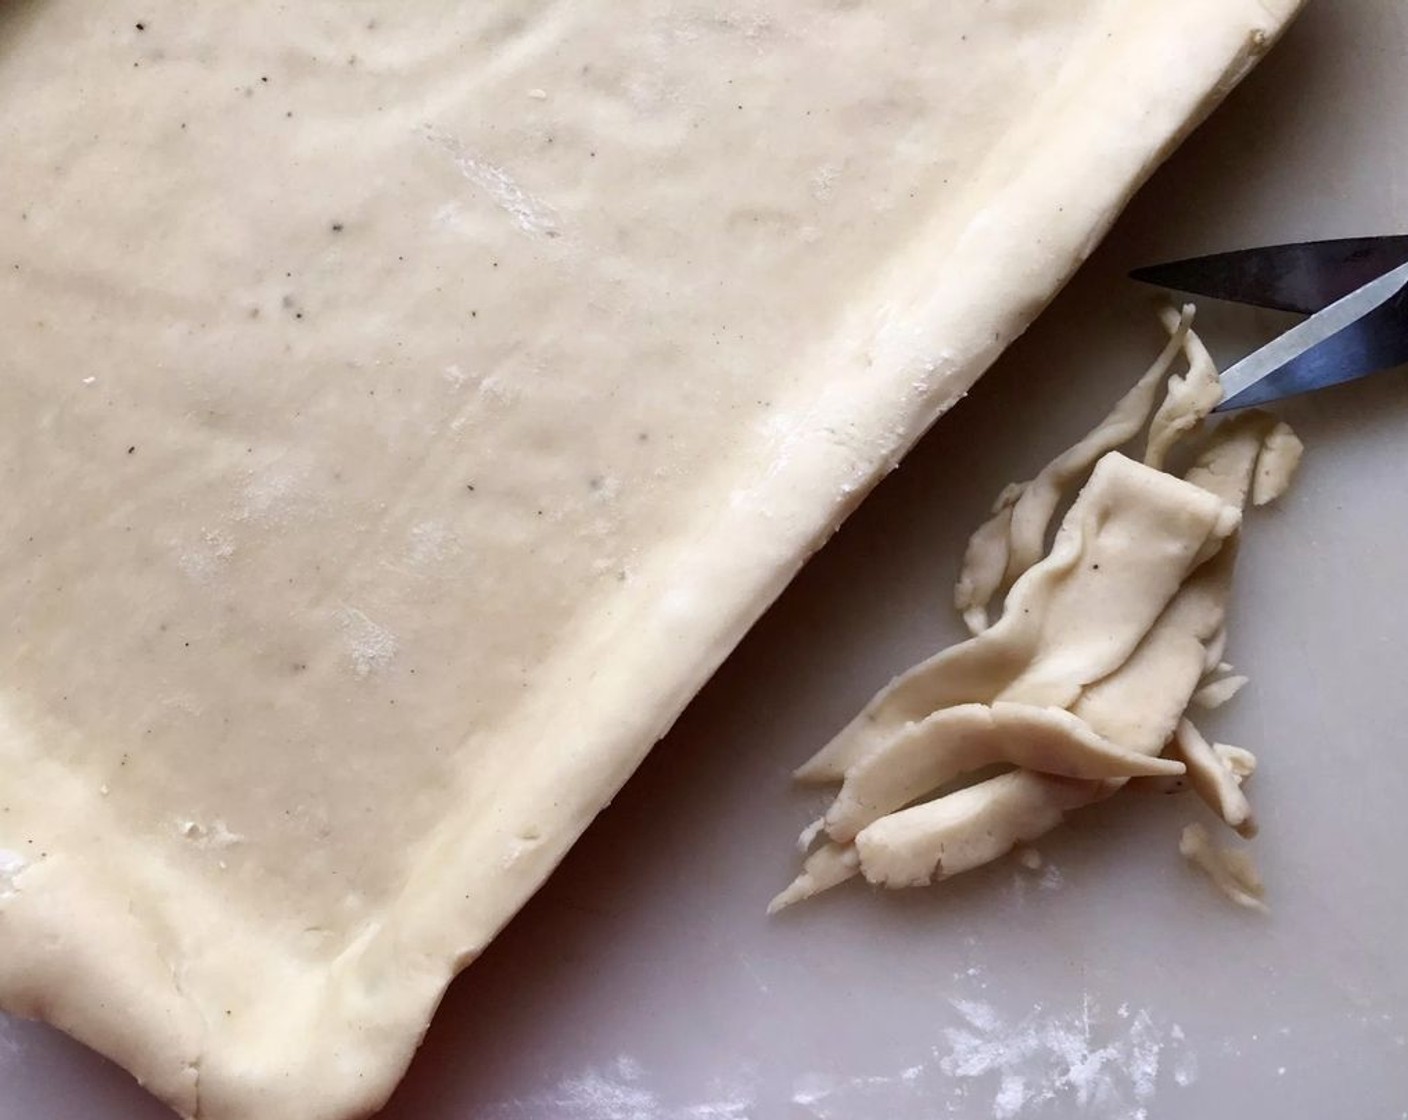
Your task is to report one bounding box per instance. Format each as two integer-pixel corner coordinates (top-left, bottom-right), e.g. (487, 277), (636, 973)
(135, 21), (146, 31)
(126, 445), (136, 454)
(331, 222), (344, 232)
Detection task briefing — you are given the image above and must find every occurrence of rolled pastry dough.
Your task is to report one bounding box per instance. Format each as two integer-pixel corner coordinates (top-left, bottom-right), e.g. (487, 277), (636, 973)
(0, 2), (1299, 1117)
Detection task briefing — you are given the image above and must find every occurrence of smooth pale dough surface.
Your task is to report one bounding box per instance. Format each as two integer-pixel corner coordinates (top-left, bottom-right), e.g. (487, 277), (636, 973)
(0, 2), (1300, 1118)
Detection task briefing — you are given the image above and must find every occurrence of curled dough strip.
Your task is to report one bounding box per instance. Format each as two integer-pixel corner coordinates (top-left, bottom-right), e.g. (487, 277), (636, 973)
(1192, 673), (1248, 710)
(1252, 420), (1304, 507)
(1215, 742), (1257, 781)
(824, 702), (1183, 844)
(1144, 304), (1224, 470)
(954, 487), (1021, 636)
(1170, 719), (1256, 837)
(854, 770), (1107, 889)
(1183, 409), (1276, 507)
(767, 842), (859, 914)
(955, 307), (1194, 634)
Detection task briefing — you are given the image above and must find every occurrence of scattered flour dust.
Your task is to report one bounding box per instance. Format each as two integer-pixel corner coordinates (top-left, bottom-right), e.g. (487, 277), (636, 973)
(488, 1056), (755, 1120)
(789, 1068), (929, 1118)
(0, 1019), (25, 1073)
(1011, 856), (1065, 904)
(937, 993), (1195, 1120)
(785, 983), (1195, 1120)
(480, 984), (1197, 1120)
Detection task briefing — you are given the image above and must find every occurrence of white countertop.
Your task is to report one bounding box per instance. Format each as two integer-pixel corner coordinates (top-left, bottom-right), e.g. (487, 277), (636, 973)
(4, 3), (1406, 1118)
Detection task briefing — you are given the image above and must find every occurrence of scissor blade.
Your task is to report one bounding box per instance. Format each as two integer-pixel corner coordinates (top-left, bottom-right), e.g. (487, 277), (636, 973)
(1216, 259), (1408, 410)
(1131, 236), (1408, 314)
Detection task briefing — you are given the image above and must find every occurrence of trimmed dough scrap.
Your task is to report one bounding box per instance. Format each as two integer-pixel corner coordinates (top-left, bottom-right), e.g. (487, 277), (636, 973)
(774, 314), (1302, 910)
(0, 3), (1302, 1118)
(1180, 823), (1268, 912)
(1169, 719), (1256, 838)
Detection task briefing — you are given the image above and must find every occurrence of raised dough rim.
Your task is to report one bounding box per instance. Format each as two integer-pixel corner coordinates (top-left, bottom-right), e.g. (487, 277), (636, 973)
(0, 2), (1303, 1117)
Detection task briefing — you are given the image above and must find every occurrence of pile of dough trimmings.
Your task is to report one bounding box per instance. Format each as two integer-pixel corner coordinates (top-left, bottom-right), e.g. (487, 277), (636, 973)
(771, 306), (1303, 914)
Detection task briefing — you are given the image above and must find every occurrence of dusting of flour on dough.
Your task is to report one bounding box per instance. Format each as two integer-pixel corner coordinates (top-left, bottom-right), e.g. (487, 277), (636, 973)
(175, 528), (236, 583)
(174, 820), (244, 850)
(0, 850), (28, 901)
(810, 161), (842, 200)
(338, 608), (400, 677)
(408, 520), (457, 565)
(237, 453), (317, 524)
(421, 125), (563, 240)
(477, 372), (519, 406)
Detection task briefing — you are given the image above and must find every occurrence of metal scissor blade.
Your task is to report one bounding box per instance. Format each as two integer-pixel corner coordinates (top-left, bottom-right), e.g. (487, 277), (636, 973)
(1216, 259), (1408, 410)
(1131, 235), (1408, 314)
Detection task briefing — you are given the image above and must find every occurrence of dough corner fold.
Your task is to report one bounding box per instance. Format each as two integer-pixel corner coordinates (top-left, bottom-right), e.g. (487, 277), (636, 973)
(0, 2), (1302, 1117)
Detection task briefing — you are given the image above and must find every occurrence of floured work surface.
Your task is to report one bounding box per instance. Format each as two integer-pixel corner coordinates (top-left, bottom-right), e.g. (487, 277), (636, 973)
(0, 3), (1299, 1118)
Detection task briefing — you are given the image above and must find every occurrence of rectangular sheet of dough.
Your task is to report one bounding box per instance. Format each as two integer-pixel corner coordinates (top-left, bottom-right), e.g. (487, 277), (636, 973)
(0, 3), (1298, 1117)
